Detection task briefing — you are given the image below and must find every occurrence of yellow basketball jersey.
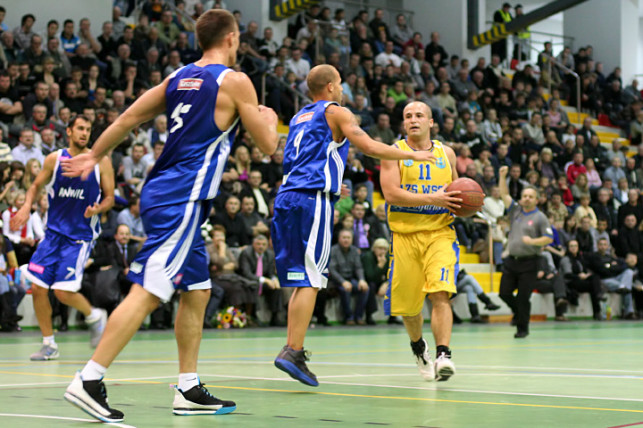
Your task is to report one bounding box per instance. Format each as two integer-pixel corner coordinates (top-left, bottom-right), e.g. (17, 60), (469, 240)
(387, 139), (454, 233)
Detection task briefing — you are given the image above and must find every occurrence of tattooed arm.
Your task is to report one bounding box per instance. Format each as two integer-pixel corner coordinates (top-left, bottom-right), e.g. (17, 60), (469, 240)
(325, 105), (434, 161)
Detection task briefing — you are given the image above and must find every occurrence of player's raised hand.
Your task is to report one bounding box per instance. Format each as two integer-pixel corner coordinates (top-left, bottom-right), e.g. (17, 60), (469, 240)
(61, 153), (98, 180)
(9, 205), (30, 231)
(427, 187), (462, 211)
(499, 166), (509, 178)
(410, 150), (437, 163)
(258, 105), (278, 127)
(84, 203), (101, 218)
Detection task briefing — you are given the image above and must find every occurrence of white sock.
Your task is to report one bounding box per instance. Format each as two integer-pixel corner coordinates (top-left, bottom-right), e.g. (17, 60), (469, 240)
(81, 359), (107, 381)
(85, 308), (103, 324)
(43, 335), (56, 346)
(178, 373), (199, 391)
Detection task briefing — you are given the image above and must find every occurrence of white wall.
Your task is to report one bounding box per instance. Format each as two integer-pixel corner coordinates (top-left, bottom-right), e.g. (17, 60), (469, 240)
(1, 0), (111, 37)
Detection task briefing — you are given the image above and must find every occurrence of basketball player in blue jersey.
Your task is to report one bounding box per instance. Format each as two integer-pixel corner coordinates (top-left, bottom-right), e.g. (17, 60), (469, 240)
(60, 10), (278, 423)
(381, 102), (462, 382)
(272, 65), (437, 387)
(10, 115), (114, 362)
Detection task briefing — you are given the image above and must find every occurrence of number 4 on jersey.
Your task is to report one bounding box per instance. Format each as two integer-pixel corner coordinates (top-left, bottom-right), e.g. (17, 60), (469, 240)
(170, 102), (192, 133)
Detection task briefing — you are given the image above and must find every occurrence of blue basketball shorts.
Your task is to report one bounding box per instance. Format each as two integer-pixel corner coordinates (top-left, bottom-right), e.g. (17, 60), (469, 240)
(24, 230), (93, 292)
(127, 199), (211, 302)
(271, 190), (334, 289)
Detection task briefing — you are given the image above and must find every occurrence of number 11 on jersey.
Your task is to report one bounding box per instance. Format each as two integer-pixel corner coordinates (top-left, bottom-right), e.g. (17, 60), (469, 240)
(418, 164), (431, 181)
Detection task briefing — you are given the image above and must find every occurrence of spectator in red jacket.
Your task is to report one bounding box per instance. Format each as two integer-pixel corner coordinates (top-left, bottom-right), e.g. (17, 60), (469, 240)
(566, 151), (587, 185)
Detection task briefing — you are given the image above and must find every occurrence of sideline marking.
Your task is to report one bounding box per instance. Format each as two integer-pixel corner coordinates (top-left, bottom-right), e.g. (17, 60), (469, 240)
(0, 412), (136, 427)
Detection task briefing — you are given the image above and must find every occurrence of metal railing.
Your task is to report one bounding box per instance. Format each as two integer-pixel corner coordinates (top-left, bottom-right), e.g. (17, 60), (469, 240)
(525, 44), (581, 114)
(260, 72), (312, 115)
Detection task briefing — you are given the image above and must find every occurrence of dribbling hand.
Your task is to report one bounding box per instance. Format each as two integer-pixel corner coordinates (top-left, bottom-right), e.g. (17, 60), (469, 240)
(428, 187), (462, 212)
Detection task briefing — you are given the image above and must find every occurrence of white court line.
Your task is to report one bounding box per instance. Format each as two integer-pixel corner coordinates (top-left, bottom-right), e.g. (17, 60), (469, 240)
(0, 413), (136, 427)
(0, 375), (179, 388)
(198, 373), (643, 404)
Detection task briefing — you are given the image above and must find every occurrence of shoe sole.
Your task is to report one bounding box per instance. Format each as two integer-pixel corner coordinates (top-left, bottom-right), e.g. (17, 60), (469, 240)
(173, 405), (236, 416)
(274, 358), (319, 387)
(64, 391), (124, 423)
(30, 351), (59, 361)
(436, 367), (455, 382)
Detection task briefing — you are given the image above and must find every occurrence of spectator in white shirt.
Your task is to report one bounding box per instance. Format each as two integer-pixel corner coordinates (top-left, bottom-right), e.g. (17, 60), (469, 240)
(122, 143), (150, 194)
(375, 41), (402, 68)
(285, 47), (310, 82)
(11, 128), (44, 166)
(2, 190), (35, 264)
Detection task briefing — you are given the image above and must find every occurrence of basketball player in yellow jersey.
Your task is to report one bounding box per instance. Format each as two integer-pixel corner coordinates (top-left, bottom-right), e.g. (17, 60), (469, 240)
(380, 101), (462, 382)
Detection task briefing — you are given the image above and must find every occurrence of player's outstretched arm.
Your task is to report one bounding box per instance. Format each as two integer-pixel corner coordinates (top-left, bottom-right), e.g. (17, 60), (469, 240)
(327, 105), (434, 162)
(498, 166), (513, 209)
(222, 72), (279, 156)
(10, 152), (56, 231)
(94, 81), (169, 162)
(380, 158), (462, 210)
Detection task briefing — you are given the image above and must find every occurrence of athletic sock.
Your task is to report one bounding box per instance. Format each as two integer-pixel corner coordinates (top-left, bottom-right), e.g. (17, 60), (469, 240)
(81, 359), (107, 381)
(178, 373), (200, 392)
(43, 335), (56, 346)
(85, 308), (103, 324)
(436, 345), (451, 357)
(410, 337), (425, 356)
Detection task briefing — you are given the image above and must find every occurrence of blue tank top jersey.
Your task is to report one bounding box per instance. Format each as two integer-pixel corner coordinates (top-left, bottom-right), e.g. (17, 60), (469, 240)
(142, 63), (239, 210)
(280, 101), (349, 196)
(45, 149), (101, 241)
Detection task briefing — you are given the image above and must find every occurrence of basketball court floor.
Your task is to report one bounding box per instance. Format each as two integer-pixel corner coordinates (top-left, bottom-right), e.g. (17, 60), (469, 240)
(0, 321), (641, 427)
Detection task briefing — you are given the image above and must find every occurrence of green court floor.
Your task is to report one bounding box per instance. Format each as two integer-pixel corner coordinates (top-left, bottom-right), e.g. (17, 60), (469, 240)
(0, 322), (641, 428)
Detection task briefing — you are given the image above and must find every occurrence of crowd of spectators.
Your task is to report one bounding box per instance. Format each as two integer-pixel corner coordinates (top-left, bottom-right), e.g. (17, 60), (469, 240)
(1, 1), (643, 332)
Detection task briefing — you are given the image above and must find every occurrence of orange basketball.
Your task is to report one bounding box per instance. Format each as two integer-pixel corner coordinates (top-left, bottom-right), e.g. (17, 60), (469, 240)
(446, 178), (485, 217)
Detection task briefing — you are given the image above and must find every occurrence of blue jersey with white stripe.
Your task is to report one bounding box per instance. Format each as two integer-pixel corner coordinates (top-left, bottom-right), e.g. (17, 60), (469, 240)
(142, 63), (238, 210)
(46, 149), (101, 241)
(280, 101), (348, 196)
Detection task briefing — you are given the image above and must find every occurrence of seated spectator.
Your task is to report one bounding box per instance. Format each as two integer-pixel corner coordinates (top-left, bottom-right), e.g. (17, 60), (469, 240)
(329, 229), (370, 325)
(351, 202), (375, 252)
(584, 158), (602, 190)
(532, 254), (569, 321)
(614, 214), (642, 258)
(141, 140), (164, 168)
(212, 195), (249, 248)
(147, 114), (168, 143)
(361, 238), (391, 325)
(559, 239), (603, 320)
(122, 142), (150, 194)
(585, 238), (637, 319)
(455, 269), (500, 323)
(369, 204), (390, 242)
(116, 196), (145, 243)
(455, 145), (474, 177)
(576, 216), (596, 254)
(624, 157), (643, 190)
(238, 234), (283, 326)
(12, 129), (44, 166)
(573, 195), (597, 228)
(614, 177), (630, 206)
(547, 192), (569, 225)
(239, 195), (269, 241)
(2, 191), (35, 264)
(367, 113), (395, 145)
(617, 188), (643, 227)
(0, 233), (22, 331)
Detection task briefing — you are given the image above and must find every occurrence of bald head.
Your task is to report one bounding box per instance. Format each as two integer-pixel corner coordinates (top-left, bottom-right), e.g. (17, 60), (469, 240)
(403, 101), (432, 119)
(307, 65), (339, 97)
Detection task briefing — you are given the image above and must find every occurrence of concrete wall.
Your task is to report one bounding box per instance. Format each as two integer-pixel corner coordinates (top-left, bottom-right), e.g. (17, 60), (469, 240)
(1, 0), (111, 37)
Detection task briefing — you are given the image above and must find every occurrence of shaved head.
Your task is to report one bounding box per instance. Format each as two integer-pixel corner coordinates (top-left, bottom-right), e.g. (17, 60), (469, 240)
(307, 65), (339, 97)
(403, 101), (432, 119)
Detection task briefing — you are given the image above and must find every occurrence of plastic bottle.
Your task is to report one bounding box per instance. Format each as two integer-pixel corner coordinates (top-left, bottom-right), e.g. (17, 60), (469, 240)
(606, 305), (612, 321)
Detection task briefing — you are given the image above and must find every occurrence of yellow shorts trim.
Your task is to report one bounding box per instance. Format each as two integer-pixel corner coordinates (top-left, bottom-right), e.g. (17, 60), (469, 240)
(384, 228), (459, 317)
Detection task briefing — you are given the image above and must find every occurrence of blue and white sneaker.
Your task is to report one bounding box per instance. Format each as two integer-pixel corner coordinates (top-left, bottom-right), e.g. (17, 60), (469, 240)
(30, 343), (59, 361)
(173, 383), (236, 415)
(64, 371), (124, 423)
(274, 345), (319, 387)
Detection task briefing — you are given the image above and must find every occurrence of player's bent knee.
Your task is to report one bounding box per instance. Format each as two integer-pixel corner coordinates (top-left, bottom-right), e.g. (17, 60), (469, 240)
(53, 289), (75, 304)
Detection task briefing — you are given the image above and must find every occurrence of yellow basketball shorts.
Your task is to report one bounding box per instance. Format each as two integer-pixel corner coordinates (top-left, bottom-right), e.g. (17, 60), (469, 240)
(384, 226), (459, 317)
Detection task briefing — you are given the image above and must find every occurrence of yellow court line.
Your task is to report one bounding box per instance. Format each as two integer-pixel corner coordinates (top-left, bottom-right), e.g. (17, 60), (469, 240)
(204, 384), (643, 414)
(1, 370), (641, 414)
(0, 370), (74, 379)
